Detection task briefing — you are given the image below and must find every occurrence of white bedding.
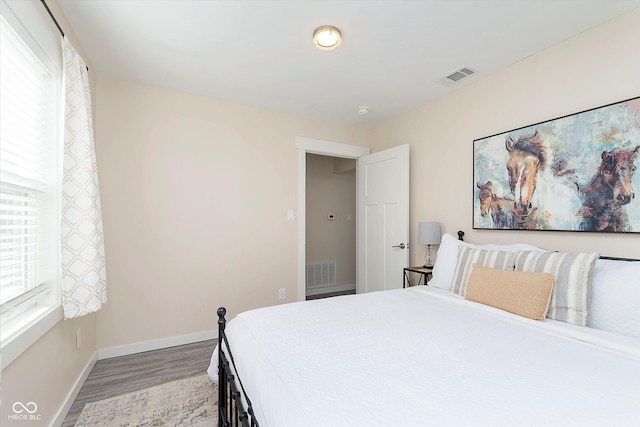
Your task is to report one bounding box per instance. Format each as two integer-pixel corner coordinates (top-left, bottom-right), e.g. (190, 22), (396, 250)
(208, 286), (640, 427)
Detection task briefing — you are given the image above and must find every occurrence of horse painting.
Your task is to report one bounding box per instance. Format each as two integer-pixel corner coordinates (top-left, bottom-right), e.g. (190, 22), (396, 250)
(505, 131), (547, 218)
(474, 97), (640, 233)
(579, 145), (639, 232)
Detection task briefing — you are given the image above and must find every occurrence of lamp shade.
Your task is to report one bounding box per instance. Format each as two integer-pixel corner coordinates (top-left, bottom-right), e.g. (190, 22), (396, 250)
(417, 222), (441, 245)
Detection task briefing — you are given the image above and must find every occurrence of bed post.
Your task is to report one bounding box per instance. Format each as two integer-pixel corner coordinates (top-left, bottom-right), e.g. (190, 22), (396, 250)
(457, 230), (465, 241)
(217, 307), (227, 427)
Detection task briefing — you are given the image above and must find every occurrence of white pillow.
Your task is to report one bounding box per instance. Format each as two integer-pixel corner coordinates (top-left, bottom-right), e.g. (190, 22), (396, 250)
(588, 258), (640, 339)
(427, 233), (544, 290)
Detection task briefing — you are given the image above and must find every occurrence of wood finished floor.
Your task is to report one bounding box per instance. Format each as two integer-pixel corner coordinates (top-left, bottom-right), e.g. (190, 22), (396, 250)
(306, 289), (356, 300)
(62, 339), (216, 427)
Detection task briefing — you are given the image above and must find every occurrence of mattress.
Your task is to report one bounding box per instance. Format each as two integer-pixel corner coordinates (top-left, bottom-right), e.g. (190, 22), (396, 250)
(208, 286), (640, 427)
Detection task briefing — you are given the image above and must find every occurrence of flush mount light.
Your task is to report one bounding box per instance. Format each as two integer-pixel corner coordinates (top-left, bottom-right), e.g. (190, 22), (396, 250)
(313, 25), (342, 51)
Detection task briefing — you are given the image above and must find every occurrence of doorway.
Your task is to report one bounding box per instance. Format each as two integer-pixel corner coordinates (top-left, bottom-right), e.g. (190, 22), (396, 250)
(296, 138), (410, 301)
(296, 137), (370, 301)
(305, 154), (356, 299)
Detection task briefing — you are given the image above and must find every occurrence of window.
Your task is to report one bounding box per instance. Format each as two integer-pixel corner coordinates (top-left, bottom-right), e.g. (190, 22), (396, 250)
(0, 1), (62, 366)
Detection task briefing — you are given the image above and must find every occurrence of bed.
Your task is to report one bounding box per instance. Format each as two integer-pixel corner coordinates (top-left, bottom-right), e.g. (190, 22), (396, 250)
(209, 232), (640, 427)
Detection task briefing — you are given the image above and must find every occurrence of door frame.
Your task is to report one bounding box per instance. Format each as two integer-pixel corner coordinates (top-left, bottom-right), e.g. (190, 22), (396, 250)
(296, 137), (370, 302)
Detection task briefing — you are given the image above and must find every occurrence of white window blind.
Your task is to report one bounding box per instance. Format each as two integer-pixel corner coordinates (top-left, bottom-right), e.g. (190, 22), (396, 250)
(0, 15), (58, 318)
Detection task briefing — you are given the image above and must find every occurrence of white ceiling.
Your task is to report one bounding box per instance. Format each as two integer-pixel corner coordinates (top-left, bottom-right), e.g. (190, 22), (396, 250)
(58, 0), (640, 127)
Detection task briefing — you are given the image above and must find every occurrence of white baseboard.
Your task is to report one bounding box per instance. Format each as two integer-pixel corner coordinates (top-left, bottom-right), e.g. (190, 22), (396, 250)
(50, 351), (97, 427)
(97, 329), (217, 360)
(306, 284), (356, 296)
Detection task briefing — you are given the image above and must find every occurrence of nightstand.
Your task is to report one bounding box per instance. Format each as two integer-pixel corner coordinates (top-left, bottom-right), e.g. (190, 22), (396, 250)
(403, 266), (434, 288)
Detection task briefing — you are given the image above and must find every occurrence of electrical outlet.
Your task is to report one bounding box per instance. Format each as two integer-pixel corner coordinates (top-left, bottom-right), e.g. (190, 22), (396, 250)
(76, 328), (81, 350)
(278, 288), (286, 300)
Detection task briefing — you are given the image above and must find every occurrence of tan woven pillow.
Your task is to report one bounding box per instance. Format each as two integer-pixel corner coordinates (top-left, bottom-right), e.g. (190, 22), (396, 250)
(465, 264), (555, 321)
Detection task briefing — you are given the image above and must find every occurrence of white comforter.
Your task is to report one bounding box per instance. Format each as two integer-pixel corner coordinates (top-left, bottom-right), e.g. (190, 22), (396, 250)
(208, 286), (640, 427)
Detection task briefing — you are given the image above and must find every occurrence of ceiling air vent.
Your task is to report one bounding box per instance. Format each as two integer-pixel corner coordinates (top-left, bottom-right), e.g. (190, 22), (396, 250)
(438, 66), (477, 86)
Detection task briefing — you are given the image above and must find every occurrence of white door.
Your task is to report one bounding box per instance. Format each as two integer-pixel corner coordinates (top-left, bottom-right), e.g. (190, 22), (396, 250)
(357, 144), (409, 293)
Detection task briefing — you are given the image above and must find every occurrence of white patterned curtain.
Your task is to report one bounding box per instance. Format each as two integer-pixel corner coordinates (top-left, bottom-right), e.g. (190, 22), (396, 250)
(61, 36), (107, 319)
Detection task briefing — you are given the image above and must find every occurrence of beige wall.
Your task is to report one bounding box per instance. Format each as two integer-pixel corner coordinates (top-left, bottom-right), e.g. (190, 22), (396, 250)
(1, 315), (96, 426)
(372, 8), (640, 264)
(0, 1), (99, 426)
(306, 154), (356, 290)
(94, 77), (370, 350)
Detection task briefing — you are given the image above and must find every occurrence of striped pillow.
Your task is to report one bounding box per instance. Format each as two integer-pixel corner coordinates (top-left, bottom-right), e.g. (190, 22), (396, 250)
(514, 251), (599, 326)
(450, 247), (515, 296)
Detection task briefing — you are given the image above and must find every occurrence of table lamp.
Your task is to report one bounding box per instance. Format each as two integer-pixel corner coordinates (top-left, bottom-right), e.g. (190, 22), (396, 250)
(417, 222), (441, 268)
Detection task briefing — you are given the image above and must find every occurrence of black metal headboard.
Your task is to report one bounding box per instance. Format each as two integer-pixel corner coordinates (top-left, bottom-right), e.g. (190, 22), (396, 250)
(455, 230), (639, 262)
(599, 255), (640, 262)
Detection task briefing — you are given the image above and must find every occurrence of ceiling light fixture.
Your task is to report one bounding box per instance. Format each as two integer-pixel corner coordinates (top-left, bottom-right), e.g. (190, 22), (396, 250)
(313, 25), (342, 51)
(357, 106), (369, 115)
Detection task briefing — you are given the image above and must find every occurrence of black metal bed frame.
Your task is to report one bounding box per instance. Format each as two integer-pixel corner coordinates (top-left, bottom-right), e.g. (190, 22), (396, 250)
(216, 229), (636, 427)
(217, 307), (259, 427)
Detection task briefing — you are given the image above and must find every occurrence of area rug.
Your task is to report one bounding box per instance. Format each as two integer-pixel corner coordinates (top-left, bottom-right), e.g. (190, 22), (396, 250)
(75, 374), (217, 426)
